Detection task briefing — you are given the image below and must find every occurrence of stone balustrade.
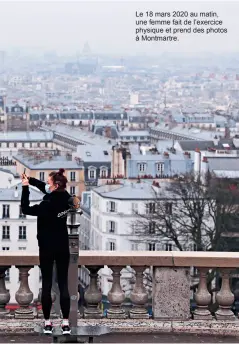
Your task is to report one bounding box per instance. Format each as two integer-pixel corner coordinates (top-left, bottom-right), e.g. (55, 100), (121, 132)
(0, 251), (239, 321)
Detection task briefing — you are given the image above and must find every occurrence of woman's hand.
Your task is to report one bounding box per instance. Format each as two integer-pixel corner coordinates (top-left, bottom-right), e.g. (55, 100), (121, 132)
(21, 173), (29, 180)
(22, 175), (29, 186)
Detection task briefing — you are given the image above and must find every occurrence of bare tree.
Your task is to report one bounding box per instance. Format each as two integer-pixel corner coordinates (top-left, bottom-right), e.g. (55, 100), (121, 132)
(207, 175), (239, 252)
(133, 172), (239, 253)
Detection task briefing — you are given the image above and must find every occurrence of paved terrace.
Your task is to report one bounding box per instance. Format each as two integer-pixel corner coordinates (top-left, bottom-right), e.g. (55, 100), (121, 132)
(1, 252), (239, 342)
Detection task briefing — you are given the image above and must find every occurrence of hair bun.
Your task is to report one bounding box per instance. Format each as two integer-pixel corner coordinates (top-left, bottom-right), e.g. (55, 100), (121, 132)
(58, 168), (65, 175)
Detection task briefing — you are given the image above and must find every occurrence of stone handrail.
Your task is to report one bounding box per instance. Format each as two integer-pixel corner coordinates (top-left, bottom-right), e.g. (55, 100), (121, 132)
(0, 251), (239, 267)
(0, 251), (238, 322)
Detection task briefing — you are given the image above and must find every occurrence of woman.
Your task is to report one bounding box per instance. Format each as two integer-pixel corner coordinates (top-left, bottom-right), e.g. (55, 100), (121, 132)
(21, 168), (80, 335)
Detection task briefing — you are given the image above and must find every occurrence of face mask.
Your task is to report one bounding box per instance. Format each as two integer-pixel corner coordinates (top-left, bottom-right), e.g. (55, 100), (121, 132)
(45, 184), (51, 194)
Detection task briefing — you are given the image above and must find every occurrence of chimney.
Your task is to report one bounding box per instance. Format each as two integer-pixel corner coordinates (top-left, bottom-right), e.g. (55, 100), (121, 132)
(26, 101), (30, 132)
(224, 126), (230, 139)
(213, 135), (219, 146)
(233, 136), (239, 149)
(200, 156), (209, 185)
(194, 148), (201, 177)
(184, 151), (191, 159)
(141, 147), (146, 155)
(163, 151), (169, 159)
(14, 186), (18, 198)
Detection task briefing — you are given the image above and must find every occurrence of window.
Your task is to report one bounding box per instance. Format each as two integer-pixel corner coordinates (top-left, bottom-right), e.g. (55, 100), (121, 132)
(19, 226), (27, 240)
(131, 243), (138, 251)
(109, 242), (116, 251)
(70, 186), (76, 195)
(70, 171), (76, 181)
(131, 223), (136, 234)
(101, 169), (107, 178)
(39, 172), (45, 181)
(138, 163), (146, 172)
(148, 243), (156, 251)
(89, 169), (96, 179)
(2, 205), (10, 218)
(2, 226), (10, 240)
(156, 162), (164, 175)
(5, 269), (10, 282)
(149, 221), (156, 234)
(165, 202), (173, 215)
(108, 221), (116, 233)
(19, 206), (26, 219)
(146, 202), (156, 214)
(109, 201), (116, 212)
(19, 247), (26, 251)
(165, 243), (172, 251)
(132, 203), (138, 214)
(2, 247), (9, 251)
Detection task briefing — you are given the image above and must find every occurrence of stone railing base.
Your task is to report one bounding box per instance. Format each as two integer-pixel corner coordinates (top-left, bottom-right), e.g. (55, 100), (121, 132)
(0, 319), (239, 337)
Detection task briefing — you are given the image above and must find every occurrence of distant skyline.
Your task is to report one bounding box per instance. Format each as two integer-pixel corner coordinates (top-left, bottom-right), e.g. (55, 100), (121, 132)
(0, 1), (239, 55)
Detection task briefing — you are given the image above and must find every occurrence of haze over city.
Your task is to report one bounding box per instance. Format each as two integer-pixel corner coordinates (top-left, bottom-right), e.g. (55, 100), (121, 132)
(0, 1), (239, 55)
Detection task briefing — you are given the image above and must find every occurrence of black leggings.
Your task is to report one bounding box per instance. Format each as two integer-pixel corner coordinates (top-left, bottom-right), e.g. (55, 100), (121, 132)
(39, 249), (70, 320)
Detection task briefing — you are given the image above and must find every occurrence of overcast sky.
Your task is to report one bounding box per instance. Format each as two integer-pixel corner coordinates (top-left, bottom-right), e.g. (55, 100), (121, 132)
(0, 1), (238, 55)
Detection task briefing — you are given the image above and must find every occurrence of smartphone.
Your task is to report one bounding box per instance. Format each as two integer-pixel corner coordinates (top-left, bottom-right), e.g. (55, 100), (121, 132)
(23, 168), (26, 175)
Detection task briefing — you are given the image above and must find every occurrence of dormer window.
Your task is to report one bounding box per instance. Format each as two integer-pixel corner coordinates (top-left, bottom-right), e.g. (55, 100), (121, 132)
(138, 163), (146, 172)
(88, 166), (96, 180)
(100, 166), (108, 178)
(156, 162), (164, 175)
(101, 169), (107, 178)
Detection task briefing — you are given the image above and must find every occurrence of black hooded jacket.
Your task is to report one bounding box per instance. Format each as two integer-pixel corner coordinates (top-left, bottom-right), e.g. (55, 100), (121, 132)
(21, 177), (71, 251)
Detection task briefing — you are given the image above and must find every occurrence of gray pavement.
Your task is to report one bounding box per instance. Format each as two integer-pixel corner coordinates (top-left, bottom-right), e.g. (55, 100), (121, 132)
(0, 333), (239, 343)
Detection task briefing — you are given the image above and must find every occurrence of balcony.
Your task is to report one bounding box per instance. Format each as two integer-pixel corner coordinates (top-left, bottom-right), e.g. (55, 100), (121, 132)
(0, 252), (239, 341)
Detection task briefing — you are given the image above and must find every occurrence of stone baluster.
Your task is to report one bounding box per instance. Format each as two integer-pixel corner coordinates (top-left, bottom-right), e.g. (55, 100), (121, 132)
(37, 288), (57, 319)
(193, 268), (212, 320)
(84, 266), (103, 319)
(107, 266), (126, 319)
(215, 268), (235, 320)
(15, 266), (34, 319)
(233, 281), (239, 316)
(130, 266), (149, 319)
(0, 267), (10, 318)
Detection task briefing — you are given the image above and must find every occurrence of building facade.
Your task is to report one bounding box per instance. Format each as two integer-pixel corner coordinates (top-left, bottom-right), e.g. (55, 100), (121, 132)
(111, 143), (193, 179)
(90, 181), (177, 295)
(0, 183), (42, 303)
(73, 145), (111, 191)
(13, 150), (85, 196)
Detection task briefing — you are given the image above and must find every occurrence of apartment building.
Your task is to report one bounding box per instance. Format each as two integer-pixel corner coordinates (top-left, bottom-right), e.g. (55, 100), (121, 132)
(111, 142), (193, 179)
(0, 182), (42, 303)
(0, 132), (54, 157)
(91, 180), (176, 253)
(72, 145), (111, 191)
(90, 180), (177, 295)
(13, 149), (85, 196)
